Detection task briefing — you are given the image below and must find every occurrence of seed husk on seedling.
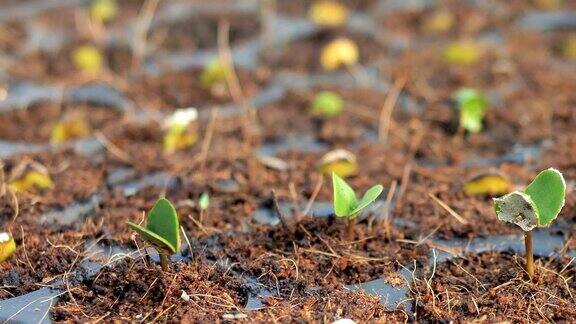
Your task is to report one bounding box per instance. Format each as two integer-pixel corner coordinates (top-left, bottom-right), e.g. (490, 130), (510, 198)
(162, 108), (198, 154)
(493, 168), (566, 279)
(8, 161), (54, 193)
(90, 0), (118, 24)
(320, 38), (359, 71)
(51, 115), (92, 144)
(443, 41), (481, 66)
(72, 45), (103, 73)
(308, 1), (348, 27)
(453, 88), (489, 133)
(332, 173), (383, 240)
(127, 198), (181, 271)
(311, 91), (343, 118)
(317, 149), (358, 178)
(0, 232), (16, 263)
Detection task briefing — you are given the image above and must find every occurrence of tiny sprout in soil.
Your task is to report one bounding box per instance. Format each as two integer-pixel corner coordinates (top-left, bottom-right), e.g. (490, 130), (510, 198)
(198, 192), (210, 223)
(332, 172), (383, 240)
(51, 116), (92, 144)
(308, 0), (348, 27)
(127, 198), (181, 271)
(453, 87), (489, 133)
(0, 232), (16, 263)
(443, 41), (481, 66)
(162, 107), (198, 153)
(494, 168), (566, 279)
(71, 45), (103, 73)
(8, 162), (54, 193)
(320, 38), (359, 71)
(90, 0), (118, 24)
(200, 59), (230, 91)
(311, 91), (343, 118)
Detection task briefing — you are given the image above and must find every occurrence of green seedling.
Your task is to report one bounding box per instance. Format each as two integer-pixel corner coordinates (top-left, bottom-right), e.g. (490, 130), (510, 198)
(311, 91), (343, 118)
(494, 168), (566, 279)
(332, 173), (383, 240)
(90, 0), (118, 24)
(127, 198), (181, 271)
(163, 108), (198, 153)
(453, 88), (489, 133)
(198, 192), (210, 223)
(200, 60), (230, 90)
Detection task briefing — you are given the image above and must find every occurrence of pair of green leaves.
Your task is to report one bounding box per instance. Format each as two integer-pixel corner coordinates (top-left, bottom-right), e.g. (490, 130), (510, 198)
(494, 168), (566, 231)
(332, 173), (383, 218)
(127, 198), (181, 254)
(453, 88), (488, 133)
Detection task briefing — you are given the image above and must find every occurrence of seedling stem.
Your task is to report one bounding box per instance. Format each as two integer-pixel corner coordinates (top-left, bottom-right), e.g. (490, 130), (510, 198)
(347, 217), (355, 241)
(524, 231), (534, 279)
(159, 252), (169, 272)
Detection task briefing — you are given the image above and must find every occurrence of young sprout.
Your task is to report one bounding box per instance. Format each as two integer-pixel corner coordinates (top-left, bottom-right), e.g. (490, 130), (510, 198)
(0, 232), (16, 263)
(453, 88), (489, 133)
(494, 168), (566, 279)
(422, 10), (455, 34)
(320, 38), (359, 71)
(317, 149), (358, 178)
(332, 173), (383, 240)
(90, 0), (118, 24)
(198, 192), (210, 223)
(563, 34), (576, 61)
(8, 163), (54, 193)
(311, 91), (343, 118)
(443, 41), (481, 66)
(308, 1), (348, 27)
(50, 116), (92, 144)
(127, 198), (181, 271)
(163, 108), (198, 154)
(464, 172), (511, 196)
(200, 60), (230, 91)
(72, 45), (103, 73)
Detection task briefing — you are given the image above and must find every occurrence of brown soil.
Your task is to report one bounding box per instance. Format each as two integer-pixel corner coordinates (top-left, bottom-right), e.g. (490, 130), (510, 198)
(0, 101), (123, 143)
(412, 251), (576, 322)
(0, 21), (25, 55)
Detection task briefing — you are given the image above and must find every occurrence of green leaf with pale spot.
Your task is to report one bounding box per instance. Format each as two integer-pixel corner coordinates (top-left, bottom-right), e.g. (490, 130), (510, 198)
(349, 184), (384, 216)
(332, 172), (357, 217)
(127, 198), (180, 253)
(524, 168), (566, 226)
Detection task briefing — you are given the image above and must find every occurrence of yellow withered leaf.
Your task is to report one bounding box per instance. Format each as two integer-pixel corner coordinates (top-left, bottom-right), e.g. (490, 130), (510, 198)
(320, 38), (359, 71)
(316, 149), (358, 178)
(9, 170), (54, 193)
(72, 45), (103, 73)
(51, 118), (92, 144)
(0, 232), (16, 263)
(309, 1), (348, 27)
(464, 173), (511, 196)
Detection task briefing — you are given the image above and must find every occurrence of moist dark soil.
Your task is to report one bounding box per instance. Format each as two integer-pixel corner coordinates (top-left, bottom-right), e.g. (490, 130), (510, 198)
(51, 258), (249, 322)
(412, 251), (576, 322)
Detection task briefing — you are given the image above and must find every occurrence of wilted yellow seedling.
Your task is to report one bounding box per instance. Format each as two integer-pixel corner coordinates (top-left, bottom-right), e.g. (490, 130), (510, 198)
(309, 1), (348, 27)
(443, 41), (481, 66)
(317, 149), (358, 178)
(163, 108), (199, 153)
(72, 45), (103, 73)
(563, 35), (576, 60)
(464, 172), (511, 196)
(51, 118), (92, 144)
(422, 11), (454, 34)
(9, 170), (54, 193)
(200, 60), (230, 90)
(0, 232), (16, 263)
(90, 0), (118, 23)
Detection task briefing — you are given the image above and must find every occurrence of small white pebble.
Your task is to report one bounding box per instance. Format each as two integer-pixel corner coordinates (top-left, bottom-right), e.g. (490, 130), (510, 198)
(331, 319), (357, 324)
(180, 290), (190, 302)
(0, 232), (10, 243)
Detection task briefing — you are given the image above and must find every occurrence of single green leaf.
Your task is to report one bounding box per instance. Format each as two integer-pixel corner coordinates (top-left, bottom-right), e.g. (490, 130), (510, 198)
(127, 222), (178, 253)
(332, 172), (358, 217)
(145, 198), (181, 253)
(524, 168), (566, 226)
(199, 192), (210, 210)
(349, 184), (384, 216)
